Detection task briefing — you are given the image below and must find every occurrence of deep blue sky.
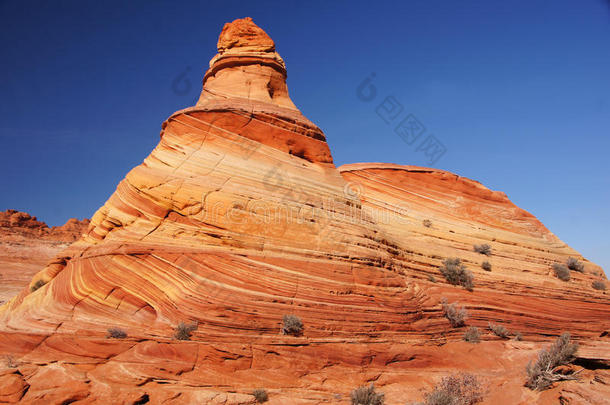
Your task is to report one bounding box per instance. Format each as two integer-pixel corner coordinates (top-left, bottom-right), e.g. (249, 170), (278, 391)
(1, 1), (609, 275)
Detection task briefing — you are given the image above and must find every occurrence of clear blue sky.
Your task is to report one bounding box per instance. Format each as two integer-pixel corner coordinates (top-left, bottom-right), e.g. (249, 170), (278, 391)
(1, 1), (609, 275)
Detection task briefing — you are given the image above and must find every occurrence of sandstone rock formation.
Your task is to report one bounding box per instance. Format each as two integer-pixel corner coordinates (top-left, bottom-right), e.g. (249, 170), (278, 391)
(0, 210), (89, 242)
(0, 210), (89, 303)
(0, 18), (608, 404)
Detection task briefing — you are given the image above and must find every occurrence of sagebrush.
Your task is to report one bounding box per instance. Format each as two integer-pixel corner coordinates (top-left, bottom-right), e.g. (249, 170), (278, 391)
(441, 298), (468, 327)
(552, 264), (571, 281)
(350, 383), (384, 405)
(4, 355), (17, 368)
(488, 323), (510, 339)
(439, 258), (474, 291)
(421, 373), (484, 405)
(174, 321), (198, 340)
(592, 280), (606, 291)
(281, 314), (304, 336)
(473, 244), (492, 256)
(423, 219), (433, 228)
(107, 327), (127, 339)
(481, 261), (492, 271)
(525, 332), (579, 390)
(463, 327), (480, 343)
(252, 388), (268, 403)
(566, 257), (584, 272)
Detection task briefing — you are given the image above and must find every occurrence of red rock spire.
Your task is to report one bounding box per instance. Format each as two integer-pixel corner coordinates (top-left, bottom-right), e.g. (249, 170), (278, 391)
(217, 17), (275, 53)
(198, 17), (296, 110)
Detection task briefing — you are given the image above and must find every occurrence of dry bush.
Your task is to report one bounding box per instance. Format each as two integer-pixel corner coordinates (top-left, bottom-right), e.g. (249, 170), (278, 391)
(106, 327), (127, 339)
(566, 257), (584, 272)
(525, 332), (579, 390)
(421, 373), (484, 405)
(439, 258), (474, 291)
(481, 261), (492, 271)
(473, 244), (492, 256)
(350, 383), (384, 405)
(174, 321), (198, 340)
(592, 280), (606, 291)
(488, 323), (510, 339)
(281, 314), (303, 336)
(552, 264), (571, 281)
(252, 389), (268, 403)
(513, 331), (523, 341)
(428, 275), (437, 283)
(423, 219), (433, 228)
(441, 298), (468, 328)
(4, 355), (17, 368)
(463, 327), (481, 343)
(30, 279), (46, 292)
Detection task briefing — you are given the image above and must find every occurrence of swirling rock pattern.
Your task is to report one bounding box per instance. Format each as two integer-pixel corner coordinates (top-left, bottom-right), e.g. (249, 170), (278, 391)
(0, 17), (608, 404)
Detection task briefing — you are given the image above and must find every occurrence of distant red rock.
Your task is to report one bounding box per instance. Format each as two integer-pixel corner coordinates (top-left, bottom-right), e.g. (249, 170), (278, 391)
(0, 210), (89, 303)
(0, 209), (89, 242)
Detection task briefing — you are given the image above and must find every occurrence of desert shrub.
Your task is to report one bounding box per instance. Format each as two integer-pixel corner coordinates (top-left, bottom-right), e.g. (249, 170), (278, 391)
(106, 327), (127, 339)
(473, 244), (492, 256)
(4, 355), (17, 368)
(423, 219), (433, 228)
(350, 383), (384, 405)
(422, 373), (483, 405)
(592, 280), (607, 291)
(525, 332), (579, 390)
(488, 323), (510, 339)
(441, 298), (468, 328)
(252, 389), (268, 403)
(552, 264), (571, 281)
(463, 327), (481, 343)
(439, 258), (474, 291)
(30, 279), (46, 292)
(481, 261), (492, 271)
(281, 314), (303, 336)
(428, 274), (437, 283)
(566, 257), (584, 272)
(174, 321), (198, 340)
(513, 331), (523, 341)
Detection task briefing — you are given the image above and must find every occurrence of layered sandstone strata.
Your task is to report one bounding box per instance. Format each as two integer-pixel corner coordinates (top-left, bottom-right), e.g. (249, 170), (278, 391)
(0, 18), (608, 404)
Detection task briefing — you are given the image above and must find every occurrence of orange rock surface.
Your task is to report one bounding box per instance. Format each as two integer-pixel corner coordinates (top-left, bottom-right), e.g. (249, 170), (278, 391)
(0, 210), (89, 303)
(0, 18), (608, 404)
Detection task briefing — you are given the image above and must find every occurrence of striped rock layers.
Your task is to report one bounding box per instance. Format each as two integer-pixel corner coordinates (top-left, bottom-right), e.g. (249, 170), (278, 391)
(0, 17), (608, 405)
